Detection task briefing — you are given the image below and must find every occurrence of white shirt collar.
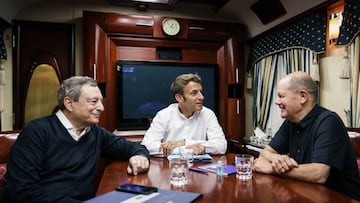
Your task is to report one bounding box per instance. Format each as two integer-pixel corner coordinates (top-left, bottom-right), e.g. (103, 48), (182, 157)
(55, 110), (90, 141)
(176, 104), (199, 119)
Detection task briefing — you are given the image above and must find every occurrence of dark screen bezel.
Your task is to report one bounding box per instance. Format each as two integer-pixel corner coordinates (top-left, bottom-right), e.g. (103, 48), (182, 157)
(116, 60), (219, 130)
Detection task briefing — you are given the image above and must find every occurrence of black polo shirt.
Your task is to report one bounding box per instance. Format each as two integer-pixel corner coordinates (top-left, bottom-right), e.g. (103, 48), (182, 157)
(270, 105), (360, 200)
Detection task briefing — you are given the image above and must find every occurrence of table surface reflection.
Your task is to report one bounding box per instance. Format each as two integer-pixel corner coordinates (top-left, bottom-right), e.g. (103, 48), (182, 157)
(96, 153), (359, 203)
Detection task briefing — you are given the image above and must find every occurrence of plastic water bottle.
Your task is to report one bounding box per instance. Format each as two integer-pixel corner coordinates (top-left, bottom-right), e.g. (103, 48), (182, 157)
(267, 128), (272, 139)
(263, 128), (272, 145)
(216, 160), (224, 176)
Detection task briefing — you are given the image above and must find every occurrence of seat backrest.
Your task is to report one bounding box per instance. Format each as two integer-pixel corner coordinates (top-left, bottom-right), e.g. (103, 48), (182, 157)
(0, 163), (7, 203)
(0, 134), (17, 203)
(350, 137), (360, 158)
(0, 136), (16, 164)
(348, 134), (360, 175)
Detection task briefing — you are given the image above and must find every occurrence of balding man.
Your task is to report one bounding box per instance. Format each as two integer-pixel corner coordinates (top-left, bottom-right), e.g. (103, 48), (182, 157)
(253, 71), (360, 201)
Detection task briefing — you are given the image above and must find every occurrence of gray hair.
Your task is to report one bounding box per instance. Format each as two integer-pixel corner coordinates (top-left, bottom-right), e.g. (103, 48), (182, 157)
(170, 73), (202, 97)
(57, 76), (98, 110)
(287, 72), (319, 103)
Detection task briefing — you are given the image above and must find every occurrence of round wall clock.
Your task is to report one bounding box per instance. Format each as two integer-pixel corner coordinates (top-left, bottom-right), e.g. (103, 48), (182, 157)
(162, 18), (181, 36)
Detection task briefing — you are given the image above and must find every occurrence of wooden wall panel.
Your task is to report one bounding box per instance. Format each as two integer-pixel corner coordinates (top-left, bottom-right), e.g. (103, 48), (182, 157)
(117, 47), (156, 61)
(83, 10), (246, 144)
(181, 49), (217, 63)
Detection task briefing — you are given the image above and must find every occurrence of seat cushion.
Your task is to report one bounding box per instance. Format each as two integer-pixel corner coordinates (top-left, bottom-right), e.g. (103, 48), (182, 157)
(0, 163), (7, 201)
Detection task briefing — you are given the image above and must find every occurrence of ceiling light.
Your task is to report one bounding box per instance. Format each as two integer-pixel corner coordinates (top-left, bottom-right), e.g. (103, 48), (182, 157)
(132, 0), (170, 3)
(109, 0), (178, 10)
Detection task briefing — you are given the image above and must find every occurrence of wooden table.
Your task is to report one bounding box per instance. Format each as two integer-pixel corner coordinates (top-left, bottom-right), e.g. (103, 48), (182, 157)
(96, 153), (359, 203)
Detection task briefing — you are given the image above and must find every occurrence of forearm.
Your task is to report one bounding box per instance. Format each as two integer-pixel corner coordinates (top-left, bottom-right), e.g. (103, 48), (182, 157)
(281, 163), (330, 184)
(161, 139), (186, 155)
(103, 136), (150, 160)
(140, 123), (165, 153)
(141, 139), (161, 153)
(130, 142), (151, 160)
(140, 131), (161, 153)
(203, 116), (227, 154)
(196, 139), (227, 154)
(254, 155), (330, 184)
(259, 146), (280, 162)
(258, 146), (298, 174)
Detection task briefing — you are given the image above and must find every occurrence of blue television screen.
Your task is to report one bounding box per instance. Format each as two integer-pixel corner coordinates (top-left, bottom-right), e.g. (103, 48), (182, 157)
(116, 61), (219, 130)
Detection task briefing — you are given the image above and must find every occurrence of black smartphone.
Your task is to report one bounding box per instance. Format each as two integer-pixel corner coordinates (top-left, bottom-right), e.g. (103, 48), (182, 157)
(115, 183), (158, 195)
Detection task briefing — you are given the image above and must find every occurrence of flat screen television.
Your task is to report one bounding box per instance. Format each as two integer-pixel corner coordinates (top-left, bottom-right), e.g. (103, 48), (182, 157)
(116, 61), (219, 130)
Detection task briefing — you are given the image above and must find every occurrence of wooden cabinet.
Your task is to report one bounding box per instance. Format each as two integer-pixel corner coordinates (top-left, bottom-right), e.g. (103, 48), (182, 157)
(82, 11), (246, 144)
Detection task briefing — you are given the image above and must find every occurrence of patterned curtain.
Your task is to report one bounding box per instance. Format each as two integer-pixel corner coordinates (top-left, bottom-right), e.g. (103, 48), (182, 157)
(253, 49), (314, 132)
(248, 11), (326, 134)
(349, 35), (360, 127)
(247, 11), (327, 70)
(337, 0), (360, 46)
(335, 0), (360, 127)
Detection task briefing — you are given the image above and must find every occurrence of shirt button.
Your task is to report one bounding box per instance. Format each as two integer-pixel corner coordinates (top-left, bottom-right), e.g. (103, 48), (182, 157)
(297, 149), (300, 153)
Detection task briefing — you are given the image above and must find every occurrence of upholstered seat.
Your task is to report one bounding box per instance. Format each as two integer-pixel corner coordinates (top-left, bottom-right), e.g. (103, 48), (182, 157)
(0, 134), (17, 203)
(349, 136), (360, 175)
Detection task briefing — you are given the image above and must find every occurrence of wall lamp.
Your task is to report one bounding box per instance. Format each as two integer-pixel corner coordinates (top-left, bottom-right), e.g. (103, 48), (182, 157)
(328, 12), (343, 44)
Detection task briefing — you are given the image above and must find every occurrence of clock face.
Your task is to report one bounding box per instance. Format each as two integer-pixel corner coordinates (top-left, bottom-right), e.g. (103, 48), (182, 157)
(162, 18), (180, 36)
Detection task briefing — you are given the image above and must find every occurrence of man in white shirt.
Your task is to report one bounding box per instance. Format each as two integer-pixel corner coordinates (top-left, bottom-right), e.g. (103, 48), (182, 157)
(141, 73), (227, 156)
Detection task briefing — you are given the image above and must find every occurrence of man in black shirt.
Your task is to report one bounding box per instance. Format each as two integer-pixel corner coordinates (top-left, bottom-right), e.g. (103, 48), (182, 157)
(253, 71), (360, 201)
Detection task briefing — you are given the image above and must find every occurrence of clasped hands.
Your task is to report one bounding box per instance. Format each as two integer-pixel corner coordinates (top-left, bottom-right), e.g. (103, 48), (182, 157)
(272, 154), (298, 174)
(160, 140), (205, 156)
(253, 154), (298, 175)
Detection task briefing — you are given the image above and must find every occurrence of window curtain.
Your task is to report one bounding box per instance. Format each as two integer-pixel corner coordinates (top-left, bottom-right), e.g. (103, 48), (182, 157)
(336, 0), (360, 127)
(349, 35), (360, 127)
(247, 11), (326, 70)
(248, 11), (326, 133)
(253, 49), (315, 132)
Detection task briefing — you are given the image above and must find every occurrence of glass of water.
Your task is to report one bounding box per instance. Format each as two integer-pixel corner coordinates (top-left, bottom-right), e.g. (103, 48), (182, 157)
(235, 154), (254, 180)
(169, 157), (188, 186)
(181, 148), (194, 168)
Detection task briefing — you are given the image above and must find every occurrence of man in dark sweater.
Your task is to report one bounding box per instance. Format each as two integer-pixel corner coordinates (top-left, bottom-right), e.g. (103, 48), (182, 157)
(4, 76), (150, 203)
(253, 71), (360, 201)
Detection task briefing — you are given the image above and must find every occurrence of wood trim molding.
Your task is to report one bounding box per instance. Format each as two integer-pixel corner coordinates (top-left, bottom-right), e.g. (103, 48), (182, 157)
(83, 10), (246, 143)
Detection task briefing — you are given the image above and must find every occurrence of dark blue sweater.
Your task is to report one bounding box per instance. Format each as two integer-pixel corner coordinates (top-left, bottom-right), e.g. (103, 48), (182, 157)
(4, 114), (150, 203)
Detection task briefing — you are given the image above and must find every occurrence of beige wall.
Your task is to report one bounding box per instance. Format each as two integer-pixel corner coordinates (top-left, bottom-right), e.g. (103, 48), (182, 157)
(1, 28), (13, 131)
(320, 47), (350, 125)
(0, 1), (351, 137)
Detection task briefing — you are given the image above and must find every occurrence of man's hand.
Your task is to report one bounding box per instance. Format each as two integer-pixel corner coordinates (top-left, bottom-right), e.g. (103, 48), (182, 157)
(160, 140), (185, 156)
(127, 155), (150, 175)
(186, 143), (205, 155)
(253, 156), (274, 174)
(271, 154), (298, 174)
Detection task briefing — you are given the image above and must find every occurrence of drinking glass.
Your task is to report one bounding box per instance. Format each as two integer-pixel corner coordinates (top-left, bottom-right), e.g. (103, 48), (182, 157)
(169, 157), (188, 186)
(181, 148), (194, 168)
(235, 154), (254, 180)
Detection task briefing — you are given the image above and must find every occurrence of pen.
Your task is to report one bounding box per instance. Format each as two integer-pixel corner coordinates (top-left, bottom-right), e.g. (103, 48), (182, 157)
(189, 167), (209, 175)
